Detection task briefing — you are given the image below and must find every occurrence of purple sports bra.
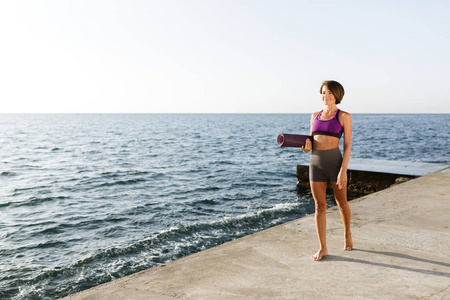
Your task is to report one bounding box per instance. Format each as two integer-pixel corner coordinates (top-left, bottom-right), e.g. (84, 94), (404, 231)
(312, 109), (344, 139)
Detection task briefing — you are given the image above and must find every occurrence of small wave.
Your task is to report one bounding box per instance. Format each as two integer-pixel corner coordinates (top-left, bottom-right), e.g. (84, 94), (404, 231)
(4, 234), (67, 254)
(35, 240), (68, 249)
(165, 186), (223, 198)
(1, 171), (17, 177)
(192, 186), (221, 193)
(231, 182), (283, 188)
(76, 171), (169, 190)
(214, 160), (235, 165)
(191, 199), (219, 206)
(34, 226), (66, 236)
(100, 170), (150, 178)
(97, 178), (146, 188)
(12, 185), (49, 194)
(0, 201), (13, 208)
(12, 196), (69, 208)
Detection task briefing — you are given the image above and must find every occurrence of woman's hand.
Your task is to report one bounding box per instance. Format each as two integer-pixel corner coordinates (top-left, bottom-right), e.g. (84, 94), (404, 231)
(300, 139), (312, 153)
(337, 170), (347, 189)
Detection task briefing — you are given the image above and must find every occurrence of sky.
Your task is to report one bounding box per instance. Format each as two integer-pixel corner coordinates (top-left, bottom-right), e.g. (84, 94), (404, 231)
(0, 0), (449, 113)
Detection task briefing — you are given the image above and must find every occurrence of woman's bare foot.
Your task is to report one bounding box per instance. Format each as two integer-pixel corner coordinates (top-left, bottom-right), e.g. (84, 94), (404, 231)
(344, 233), (353, 251)
(312, 249), (328, 261)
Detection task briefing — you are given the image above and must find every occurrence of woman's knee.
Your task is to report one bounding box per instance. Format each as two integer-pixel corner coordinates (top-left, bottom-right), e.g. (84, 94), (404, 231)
(335, 198), (349, 211)
(315, 201), (327, 214)
(331, 184), (348, 205)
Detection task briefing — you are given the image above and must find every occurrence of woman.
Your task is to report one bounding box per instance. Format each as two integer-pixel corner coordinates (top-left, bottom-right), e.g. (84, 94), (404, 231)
(301, 80), (353, 261)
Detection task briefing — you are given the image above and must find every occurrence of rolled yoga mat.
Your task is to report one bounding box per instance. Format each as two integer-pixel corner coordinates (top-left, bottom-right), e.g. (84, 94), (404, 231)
(277, 133), (313, 148)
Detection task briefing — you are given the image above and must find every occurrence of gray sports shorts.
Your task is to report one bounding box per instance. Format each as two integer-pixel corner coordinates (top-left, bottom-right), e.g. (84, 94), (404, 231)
(309, 147), (342, 182)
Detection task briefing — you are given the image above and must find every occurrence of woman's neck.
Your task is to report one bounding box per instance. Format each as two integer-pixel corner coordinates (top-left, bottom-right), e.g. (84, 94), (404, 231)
(323, 104), (338, 114)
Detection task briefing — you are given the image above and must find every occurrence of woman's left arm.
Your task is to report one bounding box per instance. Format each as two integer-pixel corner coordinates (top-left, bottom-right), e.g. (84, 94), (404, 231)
(337, 112), (352, 189)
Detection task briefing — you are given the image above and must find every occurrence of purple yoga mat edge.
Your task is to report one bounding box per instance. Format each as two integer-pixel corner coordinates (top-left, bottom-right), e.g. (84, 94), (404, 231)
(277, 133), (313, 148)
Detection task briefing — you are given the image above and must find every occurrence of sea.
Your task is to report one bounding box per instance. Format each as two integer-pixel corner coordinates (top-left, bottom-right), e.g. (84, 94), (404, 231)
(1, 113), (449, 299)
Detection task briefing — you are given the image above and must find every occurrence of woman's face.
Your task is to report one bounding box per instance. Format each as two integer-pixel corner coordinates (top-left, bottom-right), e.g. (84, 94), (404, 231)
(321, 86), (336, 105)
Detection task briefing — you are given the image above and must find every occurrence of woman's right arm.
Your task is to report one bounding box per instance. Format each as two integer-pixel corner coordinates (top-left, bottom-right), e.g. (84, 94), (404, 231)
(301, 112), (316, 153)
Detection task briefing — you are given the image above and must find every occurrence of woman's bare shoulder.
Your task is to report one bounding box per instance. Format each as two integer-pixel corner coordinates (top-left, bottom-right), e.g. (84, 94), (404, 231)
(311, 111), (320, 118)
(340, 110), (352, 119)
(339, 110), (352, 128)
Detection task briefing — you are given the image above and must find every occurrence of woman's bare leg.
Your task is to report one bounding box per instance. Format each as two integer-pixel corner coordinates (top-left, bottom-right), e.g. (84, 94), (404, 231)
(310, 181), (328, 261)
(331, 182), (353, 250)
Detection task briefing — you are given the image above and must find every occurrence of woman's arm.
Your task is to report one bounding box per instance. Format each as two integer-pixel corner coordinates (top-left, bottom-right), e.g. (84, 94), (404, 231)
(301, 112), (317, 153)
(337, 112), (352, 189)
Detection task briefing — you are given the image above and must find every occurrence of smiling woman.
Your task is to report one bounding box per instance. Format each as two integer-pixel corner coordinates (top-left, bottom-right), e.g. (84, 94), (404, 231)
(300, 80), (353, 261)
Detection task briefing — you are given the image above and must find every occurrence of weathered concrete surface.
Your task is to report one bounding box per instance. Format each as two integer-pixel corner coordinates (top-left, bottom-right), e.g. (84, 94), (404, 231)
(300, 159), (449, 177)
(346, 159), (448, 176)
(63, 168), (450, 300)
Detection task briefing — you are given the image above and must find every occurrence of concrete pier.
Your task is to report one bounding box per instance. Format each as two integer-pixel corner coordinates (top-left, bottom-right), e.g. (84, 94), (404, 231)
(63, 167), (450, 300)
(297, 159), (449, 198)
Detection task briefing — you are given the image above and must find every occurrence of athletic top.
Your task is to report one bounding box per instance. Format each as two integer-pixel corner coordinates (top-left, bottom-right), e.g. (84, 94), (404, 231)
(312, 109), (344, 139)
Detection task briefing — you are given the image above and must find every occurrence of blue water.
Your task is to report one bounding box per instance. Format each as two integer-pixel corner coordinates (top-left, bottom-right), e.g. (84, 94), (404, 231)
(0, 114), (448, 299)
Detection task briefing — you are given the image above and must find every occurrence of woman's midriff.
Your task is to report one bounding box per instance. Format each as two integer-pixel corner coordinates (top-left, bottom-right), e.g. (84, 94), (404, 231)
(313, 135), (340, 150)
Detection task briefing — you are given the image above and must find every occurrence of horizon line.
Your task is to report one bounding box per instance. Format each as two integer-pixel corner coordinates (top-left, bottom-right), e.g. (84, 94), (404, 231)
(0, 112), (449, 115)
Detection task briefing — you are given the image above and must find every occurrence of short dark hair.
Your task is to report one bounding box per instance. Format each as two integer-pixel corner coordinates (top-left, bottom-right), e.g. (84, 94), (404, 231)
(320, 80), (345, 104)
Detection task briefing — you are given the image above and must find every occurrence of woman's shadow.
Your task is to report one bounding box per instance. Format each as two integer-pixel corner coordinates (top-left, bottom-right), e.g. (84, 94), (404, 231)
(325, 249), (450, 278)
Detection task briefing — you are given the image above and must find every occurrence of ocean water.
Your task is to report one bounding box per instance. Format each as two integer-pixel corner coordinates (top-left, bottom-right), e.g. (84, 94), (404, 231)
(0, 113), (448, 299)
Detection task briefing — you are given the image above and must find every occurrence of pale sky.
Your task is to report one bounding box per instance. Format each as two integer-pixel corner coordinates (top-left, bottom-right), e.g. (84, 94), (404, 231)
(1, 0), (449, 113)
